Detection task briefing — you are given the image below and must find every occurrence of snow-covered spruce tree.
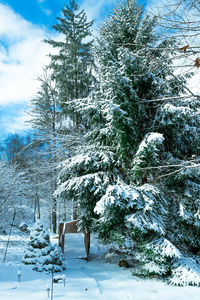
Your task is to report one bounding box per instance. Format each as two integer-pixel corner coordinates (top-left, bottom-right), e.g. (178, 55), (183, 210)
(80, 0), (188, 162)
(45, 0), (95, 129)
(55, 0), (200, 285)
(23, 220), (63, 272)
(56, 0), (186, 223)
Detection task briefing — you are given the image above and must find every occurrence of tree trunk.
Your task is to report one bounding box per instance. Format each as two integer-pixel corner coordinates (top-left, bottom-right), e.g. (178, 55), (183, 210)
(36, 195), (40, 219)
(51, 108), (57, 233)
(63, 199), (67, 221)
(75, 111), (79, 129)
(73, 201), (78, 220)
(52, 196), (57, 233)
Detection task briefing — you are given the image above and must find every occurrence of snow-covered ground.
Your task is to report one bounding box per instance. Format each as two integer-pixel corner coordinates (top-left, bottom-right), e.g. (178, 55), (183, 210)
(0, 231), (200, 300)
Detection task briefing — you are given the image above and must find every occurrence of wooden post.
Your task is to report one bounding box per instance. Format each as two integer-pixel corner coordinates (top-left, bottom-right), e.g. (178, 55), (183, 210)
(83, 231), (90, 260)
(58, 222), (65, 253)
(61, 234), (65, 253)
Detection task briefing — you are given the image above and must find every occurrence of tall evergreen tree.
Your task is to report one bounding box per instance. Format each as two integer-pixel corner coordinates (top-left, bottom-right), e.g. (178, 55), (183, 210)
(85, 0), (187, 161)
(55, 0), (188, 224)
(55, 0), (200, 285)
(45, 0), (95, 129)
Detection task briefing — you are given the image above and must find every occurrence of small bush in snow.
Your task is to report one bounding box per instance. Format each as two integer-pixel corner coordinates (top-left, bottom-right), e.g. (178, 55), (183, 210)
(22, 220), (64, 272)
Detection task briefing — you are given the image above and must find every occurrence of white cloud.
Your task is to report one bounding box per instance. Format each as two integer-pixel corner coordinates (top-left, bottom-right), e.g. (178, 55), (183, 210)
(80, 0), (113, 20)
(43, 8), (52, 16)
(0, 106), (32, 134)
(4, 114), (31, 134)
(0, 3), (52, 106)
(80, 0), (114, 33)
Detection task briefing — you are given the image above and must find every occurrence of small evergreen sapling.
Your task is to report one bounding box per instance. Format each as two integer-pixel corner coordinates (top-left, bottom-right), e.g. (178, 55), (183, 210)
(22, 220), (63, 272)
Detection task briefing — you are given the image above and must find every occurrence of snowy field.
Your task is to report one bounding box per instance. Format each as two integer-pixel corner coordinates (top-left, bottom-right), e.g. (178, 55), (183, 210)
(0, 231), (200, 300)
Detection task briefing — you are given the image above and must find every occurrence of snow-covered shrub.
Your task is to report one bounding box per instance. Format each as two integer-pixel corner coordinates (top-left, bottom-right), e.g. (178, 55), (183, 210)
(29, 220), (50, 248)
(22, 220), (63, 272)
(35, 244), (64, 273)
(19, 222), (29, 232)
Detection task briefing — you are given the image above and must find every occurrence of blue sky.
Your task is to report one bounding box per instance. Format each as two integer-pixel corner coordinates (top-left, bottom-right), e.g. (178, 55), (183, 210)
(0, 0), (114, 29)
(3, 0), (65, 26)
(0, 0), (153, 137)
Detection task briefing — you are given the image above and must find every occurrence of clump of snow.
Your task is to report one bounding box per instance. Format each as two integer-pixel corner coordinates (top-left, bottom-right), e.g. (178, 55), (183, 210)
(147, 238), (181, 259)
(132, 132), (164, 182)
(94, 184), (140, 215)
(135, 132), (164, 156)
(143, 261), (167, 275)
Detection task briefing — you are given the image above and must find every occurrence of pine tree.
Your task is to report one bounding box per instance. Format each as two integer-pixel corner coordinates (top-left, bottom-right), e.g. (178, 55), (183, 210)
(55, 0), (188, 227)
(23, 220), (63, 272)
(68, 1), (188, 163)
(45, 0), (95, 129)
(55, 0), (200, 285)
